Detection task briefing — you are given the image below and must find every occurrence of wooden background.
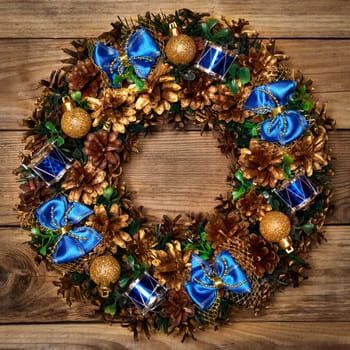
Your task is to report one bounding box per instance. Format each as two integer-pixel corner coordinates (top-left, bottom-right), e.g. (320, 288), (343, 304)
(0, 1), (349, 349)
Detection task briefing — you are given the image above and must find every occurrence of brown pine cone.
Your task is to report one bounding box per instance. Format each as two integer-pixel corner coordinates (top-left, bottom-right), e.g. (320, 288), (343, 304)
(205, 211), (250, 249)
(161, 289), (195, 327)
(249, 233), (280, 277)
(83, 130), (123, 169)
(150, 241), (192, 291)
(61, 161), (108, 205)
(135, 78), (182, 117)
(290, 126), (329, 177)
(236, 190), (272, 222)
(239, 42), (280, 85)
(85, 203), (130, 251)
(87, 88), (137, 133)
(66, 59), (101, 97)
(238, 139), (284, 188)
(18, 177), (55, 212)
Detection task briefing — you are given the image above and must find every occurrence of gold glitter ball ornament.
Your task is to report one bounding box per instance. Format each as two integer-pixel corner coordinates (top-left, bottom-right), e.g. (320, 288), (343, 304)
(61, 96), (92, 138)
(89, 255), (121, 298)
(259, 211), (294, 254)
(165, 22), (197, 65)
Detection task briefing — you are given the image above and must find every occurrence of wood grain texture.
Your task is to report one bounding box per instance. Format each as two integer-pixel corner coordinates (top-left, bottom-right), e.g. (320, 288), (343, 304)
(0, 0), (349, 38)
(3, 130), (350, 226)
(0, 39), (349, 130)
(0, 227), (349, 323)
(1, 0), (350, 348)
(0, 322), (350, 350)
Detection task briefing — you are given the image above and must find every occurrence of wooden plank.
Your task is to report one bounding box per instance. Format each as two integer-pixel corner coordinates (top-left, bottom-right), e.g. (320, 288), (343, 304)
(0, 322), (350, 350)
(0, 224), (349, 323)
(0, 0), (349, 38)
(0, 39), (349, 131)
(2, 130), (349, 226)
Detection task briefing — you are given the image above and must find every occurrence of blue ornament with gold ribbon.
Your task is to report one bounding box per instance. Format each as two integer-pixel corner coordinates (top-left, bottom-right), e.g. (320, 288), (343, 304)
(35, 195), (103, 264)
(244, 80), (308, 145)
(92, 27), (160, 88)
(185, 251), (251, 312)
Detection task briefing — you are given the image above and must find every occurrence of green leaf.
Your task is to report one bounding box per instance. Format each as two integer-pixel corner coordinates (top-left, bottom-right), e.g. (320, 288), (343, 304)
(70, 91), (82, 102)
(72, 148), (83, 160)
(45, 121), (57, 133)
(228, 63), (237, 77)
(31, 228), (41, 236)
(237, 67), (250, 84)
(127, 255), (135, 269)
(134, 77), (146, 91)
(302, 100), (314, 112)
(227, 79), (239, 93)
(183, 71), (196, 80)
(104, 303), (117, 316)
(301, 223), (315, 234)
(103, 187), (114, 201)
(39, 245), (47, 256)
(127, 220), (140, 236)
(282, 154), (294, 180)
(235, 170), (244, 183)
(283, 154), (294, 165)
(119, 276), (131, 289)
(232, 186), (246, 201)
(56, 136), (65, 147)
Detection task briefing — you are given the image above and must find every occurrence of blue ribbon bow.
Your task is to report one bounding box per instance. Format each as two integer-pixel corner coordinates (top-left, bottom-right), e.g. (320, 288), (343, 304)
(92, 27), (160, 88)
(244, 80), (308, 145)
(184, 251), (251, 310)
(35, 195), (103, 264)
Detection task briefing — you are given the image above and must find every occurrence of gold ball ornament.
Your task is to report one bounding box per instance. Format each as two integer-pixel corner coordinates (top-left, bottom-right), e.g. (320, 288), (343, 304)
(89, 255), (121, 298)
(260, 211), (294, 254)
(61, 96), (92, 138)
(165, 22), (197, 65)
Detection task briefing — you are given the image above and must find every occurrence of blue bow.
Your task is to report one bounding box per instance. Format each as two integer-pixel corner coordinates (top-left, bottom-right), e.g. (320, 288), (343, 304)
(35, 195), (103, 264)
(184, 251), (251, 310)
(92, 27), (160, 88)
(244, 80), (308, 145)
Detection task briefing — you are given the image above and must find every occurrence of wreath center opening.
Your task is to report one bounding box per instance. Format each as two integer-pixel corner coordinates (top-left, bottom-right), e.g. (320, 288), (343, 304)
(122, 129), (231, 222)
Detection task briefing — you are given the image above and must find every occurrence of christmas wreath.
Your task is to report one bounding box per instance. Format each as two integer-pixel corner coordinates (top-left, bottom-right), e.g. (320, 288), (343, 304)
(16, 9), (334, 341)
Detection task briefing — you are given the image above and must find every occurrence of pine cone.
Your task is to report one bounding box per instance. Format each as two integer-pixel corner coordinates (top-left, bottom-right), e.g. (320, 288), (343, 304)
(85, 203), (130, 251)
(66, 58), (102, 97)
(236, 190), (272, 222)
(18, 177), (55, 212)
(239, 42), (280, 85)
(83, 130), (123, 169)
(205, 212), (250, 249)
(238, 139), (284, 188)
(135, 78), (182, 118)
(88, 88), (137, 133)
(61, 161), (108, 205)
(249, 233), (280, 277)
(179, 75), (212, 111)
(290, 126), (329, 177)
(127, 229), (157, 265)
(150, 241), (191, 291)
(161, 289), (195, 327)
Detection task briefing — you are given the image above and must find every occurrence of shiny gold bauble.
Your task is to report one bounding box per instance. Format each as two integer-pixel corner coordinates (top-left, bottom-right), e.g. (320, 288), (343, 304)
(165, 22), (197, 65)
(61, 96), (91, 138)
(260, 211), (294, 253)
(89, 255), (121, 298)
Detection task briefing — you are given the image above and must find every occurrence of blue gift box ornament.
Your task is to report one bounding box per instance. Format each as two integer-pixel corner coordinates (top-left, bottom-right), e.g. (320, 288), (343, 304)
(30, 143), (71, 186)
(195, 41), (237, 80)
(125, 272), (167, 314)
(35, 195), (103, 264)
(273, 172), (318, 212)
(244, 80), (309, 146)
